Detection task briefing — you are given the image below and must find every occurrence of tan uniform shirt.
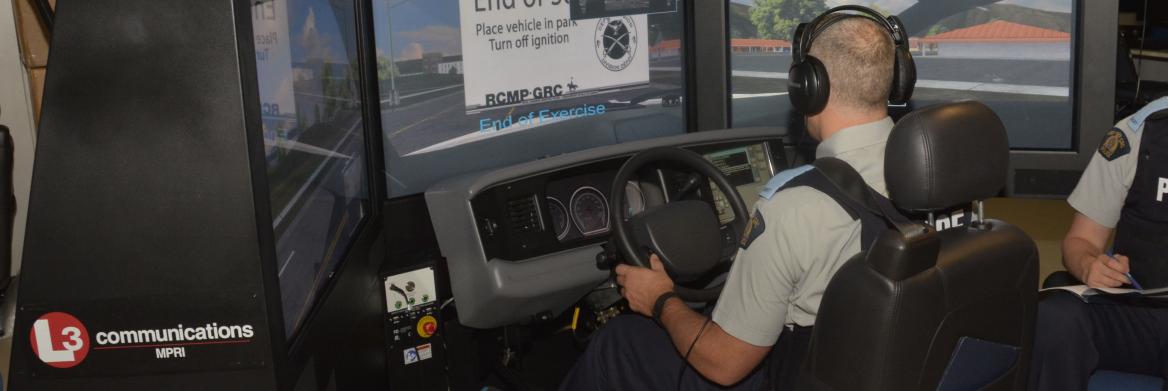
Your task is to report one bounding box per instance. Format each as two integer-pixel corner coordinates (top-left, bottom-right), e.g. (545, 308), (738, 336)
(1068, 112), (1148, 228)
(711, 117), (893, 347)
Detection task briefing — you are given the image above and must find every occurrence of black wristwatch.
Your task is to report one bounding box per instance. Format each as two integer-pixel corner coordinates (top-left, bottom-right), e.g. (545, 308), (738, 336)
(652, 291), (679, 325)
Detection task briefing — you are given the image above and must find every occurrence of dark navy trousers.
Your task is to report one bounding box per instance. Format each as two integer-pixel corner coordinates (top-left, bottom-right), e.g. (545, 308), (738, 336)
(1030, 291), (1168, 391)
(559, 315), (811, 391)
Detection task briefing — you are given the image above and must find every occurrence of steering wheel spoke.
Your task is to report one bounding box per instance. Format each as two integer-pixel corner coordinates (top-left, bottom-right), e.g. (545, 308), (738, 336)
(610, 147), (750, 302)
(718, 224), (739, 262)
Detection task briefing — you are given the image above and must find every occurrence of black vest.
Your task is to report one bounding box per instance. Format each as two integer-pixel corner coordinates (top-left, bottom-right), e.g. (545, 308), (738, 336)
(1116, 111), (1168, 289)
(776, 165), (898, 249)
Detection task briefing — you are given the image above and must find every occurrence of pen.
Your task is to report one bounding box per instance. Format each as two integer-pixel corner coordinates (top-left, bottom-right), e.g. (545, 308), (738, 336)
(1108, 250), (1144, 290)
(1127, 272), (1145, 291)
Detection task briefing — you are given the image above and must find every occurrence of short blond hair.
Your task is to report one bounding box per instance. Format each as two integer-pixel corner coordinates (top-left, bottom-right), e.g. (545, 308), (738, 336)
(807, 16), (895, 111)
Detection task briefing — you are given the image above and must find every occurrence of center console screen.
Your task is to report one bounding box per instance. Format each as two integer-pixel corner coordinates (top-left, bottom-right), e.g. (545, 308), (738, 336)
(703, 143), (776, 223)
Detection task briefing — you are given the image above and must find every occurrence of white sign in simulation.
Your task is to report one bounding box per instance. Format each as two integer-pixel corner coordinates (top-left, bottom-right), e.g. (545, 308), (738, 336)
(458, 0), (649, 112)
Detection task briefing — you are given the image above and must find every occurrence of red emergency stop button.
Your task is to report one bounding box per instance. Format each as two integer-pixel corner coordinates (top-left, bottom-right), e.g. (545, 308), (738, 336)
(417, 315), (438, 338)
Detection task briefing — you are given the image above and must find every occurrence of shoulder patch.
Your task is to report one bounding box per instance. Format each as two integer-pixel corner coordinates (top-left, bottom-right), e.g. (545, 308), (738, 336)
(1098, 128), (1131, 161)
(739, 209), (766, 249)
(759, 165), (814, 200)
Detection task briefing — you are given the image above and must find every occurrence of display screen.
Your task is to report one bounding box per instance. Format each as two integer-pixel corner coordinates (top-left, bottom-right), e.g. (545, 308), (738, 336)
(252, 0), (370, 337)
(376, 0), (689, 196)
(704, 143), (775, 223)
(729, 0), (1075, 150)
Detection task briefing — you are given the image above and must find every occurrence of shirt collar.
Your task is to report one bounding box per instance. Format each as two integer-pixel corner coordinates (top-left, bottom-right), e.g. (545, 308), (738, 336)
(815, 117), (895, 159)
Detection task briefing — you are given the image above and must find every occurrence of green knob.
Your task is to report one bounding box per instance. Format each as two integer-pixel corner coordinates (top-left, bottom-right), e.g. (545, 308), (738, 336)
(408, 297), (416, 304)
(422, 294), (430, 302)
(395, 301), (402, 309)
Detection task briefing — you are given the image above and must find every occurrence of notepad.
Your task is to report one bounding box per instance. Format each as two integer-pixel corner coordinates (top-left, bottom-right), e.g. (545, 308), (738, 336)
(1041, 284), (1168, 303)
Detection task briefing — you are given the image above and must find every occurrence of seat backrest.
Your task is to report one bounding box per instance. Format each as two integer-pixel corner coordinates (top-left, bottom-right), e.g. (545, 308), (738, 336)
(799, 101), (1039, 391)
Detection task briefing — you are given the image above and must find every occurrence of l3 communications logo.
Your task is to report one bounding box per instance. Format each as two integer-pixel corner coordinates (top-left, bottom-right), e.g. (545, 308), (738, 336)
(30, 312), (91, 368)
(30, 310), (258, 369)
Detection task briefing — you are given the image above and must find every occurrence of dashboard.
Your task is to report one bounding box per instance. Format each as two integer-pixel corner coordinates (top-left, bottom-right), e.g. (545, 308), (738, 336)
(425, 128), (785, 328)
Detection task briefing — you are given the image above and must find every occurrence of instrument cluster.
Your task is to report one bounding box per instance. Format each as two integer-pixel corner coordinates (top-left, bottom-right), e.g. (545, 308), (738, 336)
(545, 172), (646, 243)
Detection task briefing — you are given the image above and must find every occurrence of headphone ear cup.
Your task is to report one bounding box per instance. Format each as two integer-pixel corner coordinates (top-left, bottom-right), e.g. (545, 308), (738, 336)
(788, 56), (830, 115)
(890, 47), (916, 105)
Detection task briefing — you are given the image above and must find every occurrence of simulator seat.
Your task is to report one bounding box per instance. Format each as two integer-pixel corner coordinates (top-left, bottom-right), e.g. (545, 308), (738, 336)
(798, 101), (1039, 391)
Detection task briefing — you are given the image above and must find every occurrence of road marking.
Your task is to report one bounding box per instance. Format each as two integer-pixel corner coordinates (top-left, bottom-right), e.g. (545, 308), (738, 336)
(729, 70), (1069, 97)
(273, 119), (361, 228)
(387, 104), (462, 139)
(278, 251), (296, 277)
(267, 138), (352, 159)
(732, 70), (787, 79)
(295, 92), (357, 103)
(382, 84), (464, 104)
(288, 211), (350, 330)
(732, 92), (788, 99)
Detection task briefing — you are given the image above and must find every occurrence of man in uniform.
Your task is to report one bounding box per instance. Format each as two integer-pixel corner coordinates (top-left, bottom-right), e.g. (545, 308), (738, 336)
(1029, 97), (1168, 390)
(560, 16), (898, 390)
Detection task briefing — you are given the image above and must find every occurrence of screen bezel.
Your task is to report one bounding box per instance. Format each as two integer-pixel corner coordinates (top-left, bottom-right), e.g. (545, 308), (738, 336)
(1004, 0), (1117, 197)
(241, 0), (388, 384)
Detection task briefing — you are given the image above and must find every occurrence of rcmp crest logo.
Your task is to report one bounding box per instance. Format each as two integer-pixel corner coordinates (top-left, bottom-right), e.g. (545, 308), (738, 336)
(739, 209), (766, 249)
(1098, 128), (1131, 161)
(595, 17), (638, 72)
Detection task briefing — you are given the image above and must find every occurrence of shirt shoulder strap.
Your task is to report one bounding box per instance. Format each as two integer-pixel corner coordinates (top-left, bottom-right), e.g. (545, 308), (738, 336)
(759, 165), (815, 200)
(1128, 96), (1168, 132)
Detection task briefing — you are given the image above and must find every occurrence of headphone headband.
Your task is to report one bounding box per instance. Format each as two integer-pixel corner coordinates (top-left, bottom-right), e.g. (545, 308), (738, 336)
(795, 5), (906, 63)
(787, 4), (917, 115)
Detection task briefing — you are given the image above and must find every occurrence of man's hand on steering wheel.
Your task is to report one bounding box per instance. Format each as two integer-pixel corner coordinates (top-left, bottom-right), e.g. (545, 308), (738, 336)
(615, 254), (675, 316)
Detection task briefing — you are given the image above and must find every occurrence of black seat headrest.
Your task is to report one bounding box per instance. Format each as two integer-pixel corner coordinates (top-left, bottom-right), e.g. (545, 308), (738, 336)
(885, 101), (1008, 212)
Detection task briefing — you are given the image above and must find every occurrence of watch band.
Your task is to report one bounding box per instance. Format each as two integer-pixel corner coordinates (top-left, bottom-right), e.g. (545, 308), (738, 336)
(652, 291), (678, 325)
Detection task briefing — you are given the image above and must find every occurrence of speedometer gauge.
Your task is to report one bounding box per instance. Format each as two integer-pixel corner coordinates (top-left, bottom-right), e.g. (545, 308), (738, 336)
(547, 197), (569, 241)
(570, 186), (610, 236)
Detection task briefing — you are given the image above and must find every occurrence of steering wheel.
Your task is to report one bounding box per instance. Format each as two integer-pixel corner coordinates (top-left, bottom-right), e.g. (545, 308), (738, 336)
(610, 147), (751, 302)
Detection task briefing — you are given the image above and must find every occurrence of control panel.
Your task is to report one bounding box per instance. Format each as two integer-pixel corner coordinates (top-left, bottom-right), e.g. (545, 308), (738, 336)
(384, 267), (447, 389)
(385, 267), (438, 312)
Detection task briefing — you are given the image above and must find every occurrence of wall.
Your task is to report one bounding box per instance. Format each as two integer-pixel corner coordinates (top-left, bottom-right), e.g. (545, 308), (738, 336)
(931, 41), (1072, 60)
(1134, 55), (1168, 82)
(5, 0), (51, 277)
(986, 197), (1074, 283)
(0, 0), (42, 384)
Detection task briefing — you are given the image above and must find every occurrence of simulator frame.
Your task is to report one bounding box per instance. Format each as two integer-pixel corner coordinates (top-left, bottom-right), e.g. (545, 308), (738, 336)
(6, 0), (1117, 390)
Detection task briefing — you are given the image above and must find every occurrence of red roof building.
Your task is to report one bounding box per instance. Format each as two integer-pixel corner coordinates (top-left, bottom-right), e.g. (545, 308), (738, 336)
(651, 38), (793, 57)
(730, 38), (791, 53)
(921, 20), (1070, 43)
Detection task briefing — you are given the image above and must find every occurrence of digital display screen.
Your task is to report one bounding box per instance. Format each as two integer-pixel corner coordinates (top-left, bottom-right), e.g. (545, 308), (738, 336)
(704, 144), (775, 223)
(252, 0), (370, 338)
(729, 0), (1075, 150)
(377, 0), (689, 196)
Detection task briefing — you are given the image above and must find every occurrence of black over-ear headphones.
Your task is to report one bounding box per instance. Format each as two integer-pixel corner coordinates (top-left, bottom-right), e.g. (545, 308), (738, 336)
(788, 5), (916, 115)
